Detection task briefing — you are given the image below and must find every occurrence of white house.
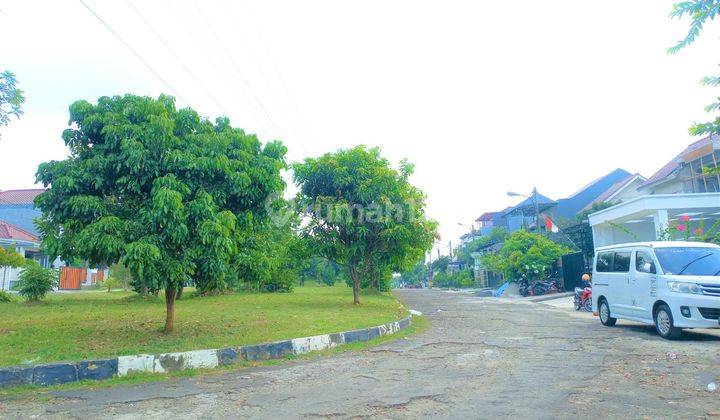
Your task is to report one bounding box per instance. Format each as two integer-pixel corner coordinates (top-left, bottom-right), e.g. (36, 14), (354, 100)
(589, 135), (720, 247)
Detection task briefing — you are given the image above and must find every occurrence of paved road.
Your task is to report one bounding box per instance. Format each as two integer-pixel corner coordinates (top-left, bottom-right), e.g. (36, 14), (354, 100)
(3, 289), (720, 419)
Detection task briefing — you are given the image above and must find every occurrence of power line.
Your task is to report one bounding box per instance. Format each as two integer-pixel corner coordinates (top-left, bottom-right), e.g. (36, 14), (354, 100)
(165, 0), (271, 137)
(230, 2), (317, 157)
(188, 0), (302, 158)
(125, 0), (230, 117)
(78, 0), (185, 103)
(219, 1), (309, 156)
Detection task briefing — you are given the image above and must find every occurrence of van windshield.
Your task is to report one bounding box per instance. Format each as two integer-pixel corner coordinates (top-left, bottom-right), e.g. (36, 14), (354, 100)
(654, 247), (720, 276)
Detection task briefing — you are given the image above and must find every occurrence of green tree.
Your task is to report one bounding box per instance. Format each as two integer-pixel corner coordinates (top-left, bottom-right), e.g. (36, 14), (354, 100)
(0, 70), (25, 136)
(14, 260), (57, 302)
(293, 146), (437, 304)
(430, 255), (451, 273)
(0, 247), (25, 290)
(398, 260), (427, 286)
(300, 256), (345, 286)
(35, 94), (286, 332)
(105, 263), (133, 291)
(668, 1), (720, 140)
(481, 230), (570, 281)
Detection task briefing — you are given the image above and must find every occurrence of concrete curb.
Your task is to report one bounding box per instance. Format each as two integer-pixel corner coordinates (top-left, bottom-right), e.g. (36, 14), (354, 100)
(0, 316), (412, 388)
(527, 292), (574, 303)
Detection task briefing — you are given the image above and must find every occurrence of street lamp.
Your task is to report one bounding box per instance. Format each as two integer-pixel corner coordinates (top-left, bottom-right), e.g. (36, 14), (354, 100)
(507, 187), (541, 235)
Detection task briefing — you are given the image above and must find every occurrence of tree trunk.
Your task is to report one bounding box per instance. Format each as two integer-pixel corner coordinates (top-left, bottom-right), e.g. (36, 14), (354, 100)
(176, 285), (184, 300)
(349, 266), (360, 305)
(140, 282), (148, 296)
(164, 287), (177, 333)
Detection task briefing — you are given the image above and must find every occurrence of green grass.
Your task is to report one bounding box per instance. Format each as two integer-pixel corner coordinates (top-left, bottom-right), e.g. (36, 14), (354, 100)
(0, 283), (407, 367)
(0, 316), (426, 399)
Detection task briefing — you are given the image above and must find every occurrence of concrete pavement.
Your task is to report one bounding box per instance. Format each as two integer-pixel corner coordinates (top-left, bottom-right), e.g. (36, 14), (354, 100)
(2, 288), (720, 418)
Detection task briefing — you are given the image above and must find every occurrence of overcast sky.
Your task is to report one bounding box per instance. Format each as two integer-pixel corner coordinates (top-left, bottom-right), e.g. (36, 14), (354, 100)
(1, 0), (719, 254)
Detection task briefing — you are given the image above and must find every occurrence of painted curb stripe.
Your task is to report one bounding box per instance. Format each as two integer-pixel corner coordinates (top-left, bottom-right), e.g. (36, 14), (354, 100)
(0, 315), (412, 388)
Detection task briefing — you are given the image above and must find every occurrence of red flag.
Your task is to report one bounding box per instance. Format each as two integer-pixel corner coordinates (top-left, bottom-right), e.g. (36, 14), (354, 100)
(543, 214), (559, 233)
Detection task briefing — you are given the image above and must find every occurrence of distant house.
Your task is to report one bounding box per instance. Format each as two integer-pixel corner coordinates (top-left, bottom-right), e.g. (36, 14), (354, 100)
(0, 219), (42, 291)
(590, 135), (720, 247)
(0, 189), (44, 236)
(579, 173), (647, 212)
(501, 192), (556, 232)
(554, 168), (634, 220)
(0, 189), (53, 291)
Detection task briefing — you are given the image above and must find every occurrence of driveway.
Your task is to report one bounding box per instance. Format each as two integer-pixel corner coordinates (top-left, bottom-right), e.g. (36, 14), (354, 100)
(3, 289), (720, 418)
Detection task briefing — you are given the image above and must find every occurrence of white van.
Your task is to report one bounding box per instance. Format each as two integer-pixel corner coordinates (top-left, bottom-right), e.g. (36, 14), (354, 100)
(592, 241), (720, 339)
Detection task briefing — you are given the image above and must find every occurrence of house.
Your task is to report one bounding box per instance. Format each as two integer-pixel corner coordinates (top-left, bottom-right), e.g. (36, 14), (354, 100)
(0, 219), (42, 291)
(502, 192), (556, 232)
(580, 173), (647, 211)
(0, 189), (44, 236)
(554, 168), (635, 220)
(0, 188), (61, 290)
(589, 135), (720, 247)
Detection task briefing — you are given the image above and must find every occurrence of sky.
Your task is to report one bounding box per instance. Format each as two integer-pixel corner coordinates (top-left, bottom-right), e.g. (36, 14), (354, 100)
(1, 0), (719, 256)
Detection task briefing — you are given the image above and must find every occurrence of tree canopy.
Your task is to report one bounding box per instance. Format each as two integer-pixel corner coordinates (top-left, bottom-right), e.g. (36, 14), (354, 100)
(0, 70), (25, 136)
(668, 0), (720, 138)
(481, 230), (570, 281)
(292, 146), (437, 304)
(35, 94), (286, 332)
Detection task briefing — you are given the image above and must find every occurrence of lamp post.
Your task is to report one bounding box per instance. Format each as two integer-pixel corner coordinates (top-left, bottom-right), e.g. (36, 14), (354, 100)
(507, 187), (541, 235)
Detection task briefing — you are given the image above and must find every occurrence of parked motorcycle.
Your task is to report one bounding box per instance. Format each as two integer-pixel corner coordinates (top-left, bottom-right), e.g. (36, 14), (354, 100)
(531, 279), (561, 296)
(517, 276), (560, 297)
(573, 274), (592, 312)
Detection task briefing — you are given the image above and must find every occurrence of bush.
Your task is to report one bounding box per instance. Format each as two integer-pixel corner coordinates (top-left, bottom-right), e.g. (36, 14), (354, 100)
(0, 290), (16, 303)
(14, 261), (58, 302)
(102, 275), (129, 292)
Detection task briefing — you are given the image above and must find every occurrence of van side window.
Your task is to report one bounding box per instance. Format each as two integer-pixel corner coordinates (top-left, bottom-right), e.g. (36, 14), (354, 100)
(613, 252), (631, 272)
(596, 252), (613, 272)
(635, 251), (656, 274)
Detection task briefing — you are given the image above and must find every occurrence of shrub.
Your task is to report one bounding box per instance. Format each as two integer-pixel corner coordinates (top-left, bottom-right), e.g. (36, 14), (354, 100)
(0, 290), (16, 303)
(14, 260), (58, 302)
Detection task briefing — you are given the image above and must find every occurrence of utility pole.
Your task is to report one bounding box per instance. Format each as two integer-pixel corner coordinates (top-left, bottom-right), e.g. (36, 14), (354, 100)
(533, 186), (541, 235)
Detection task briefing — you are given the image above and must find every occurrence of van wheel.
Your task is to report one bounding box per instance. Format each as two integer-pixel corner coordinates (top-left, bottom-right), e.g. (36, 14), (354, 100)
(599, 299), (616, 326)
(654, 304), (682, 340)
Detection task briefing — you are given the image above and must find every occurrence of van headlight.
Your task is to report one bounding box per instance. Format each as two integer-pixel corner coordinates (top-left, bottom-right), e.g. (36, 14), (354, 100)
(667, 281), (702, 294)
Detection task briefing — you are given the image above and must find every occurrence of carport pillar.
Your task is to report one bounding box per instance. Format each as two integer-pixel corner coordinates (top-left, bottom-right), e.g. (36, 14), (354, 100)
(653, 209), (669, 239)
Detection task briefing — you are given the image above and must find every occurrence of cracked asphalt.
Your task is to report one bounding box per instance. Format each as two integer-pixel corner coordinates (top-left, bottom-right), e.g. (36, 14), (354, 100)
(3, 288), (720, 419)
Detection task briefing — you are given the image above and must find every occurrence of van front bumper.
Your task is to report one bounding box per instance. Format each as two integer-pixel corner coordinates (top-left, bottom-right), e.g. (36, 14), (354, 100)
(666, 294), (720, 329)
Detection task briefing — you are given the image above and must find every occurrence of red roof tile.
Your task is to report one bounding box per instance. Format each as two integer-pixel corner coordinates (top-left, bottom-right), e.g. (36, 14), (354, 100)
(0, 219), (39, 243)
(0, 189), (45, 205)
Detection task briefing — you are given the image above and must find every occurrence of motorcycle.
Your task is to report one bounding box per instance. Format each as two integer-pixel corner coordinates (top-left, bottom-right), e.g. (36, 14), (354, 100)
(517, 276), (560, 297)
(531, 279), (561, 296)
(573, 275), (592, 312)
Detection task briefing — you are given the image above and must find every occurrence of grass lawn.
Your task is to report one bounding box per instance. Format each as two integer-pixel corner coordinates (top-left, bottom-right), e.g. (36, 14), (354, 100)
(0, 283), (407, 367)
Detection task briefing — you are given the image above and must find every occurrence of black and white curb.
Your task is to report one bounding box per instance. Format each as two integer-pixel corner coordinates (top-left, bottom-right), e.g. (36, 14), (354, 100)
(0, 316), (412, 388)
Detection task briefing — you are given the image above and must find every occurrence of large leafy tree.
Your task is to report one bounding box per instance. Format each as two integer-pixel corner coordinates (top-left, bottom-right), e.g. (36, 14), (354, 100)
(668, 1), (720, 139)
(293, 146), (437, 304)
(481, 230), (570, 281)
(0, 70), (25, 137)
(35, 94), (286, 332)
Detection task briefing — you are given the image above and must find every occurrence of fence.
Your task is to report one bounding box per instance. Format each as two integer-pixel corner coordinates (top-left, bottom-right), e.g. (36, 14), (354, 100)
(59, 267), (86, 290)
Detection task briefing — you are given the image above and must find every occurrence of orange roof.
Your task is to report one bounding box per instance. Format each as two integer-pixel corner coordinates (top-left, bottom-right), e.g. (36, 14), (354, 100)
(0, 189), (45, 205)
(0, 219), (39, 243)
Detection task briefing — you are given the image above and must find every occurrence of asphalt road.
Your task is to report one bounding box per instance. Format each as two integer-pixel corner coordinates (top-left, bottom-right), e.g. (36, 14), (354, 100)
(3, 289), (720, 419)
